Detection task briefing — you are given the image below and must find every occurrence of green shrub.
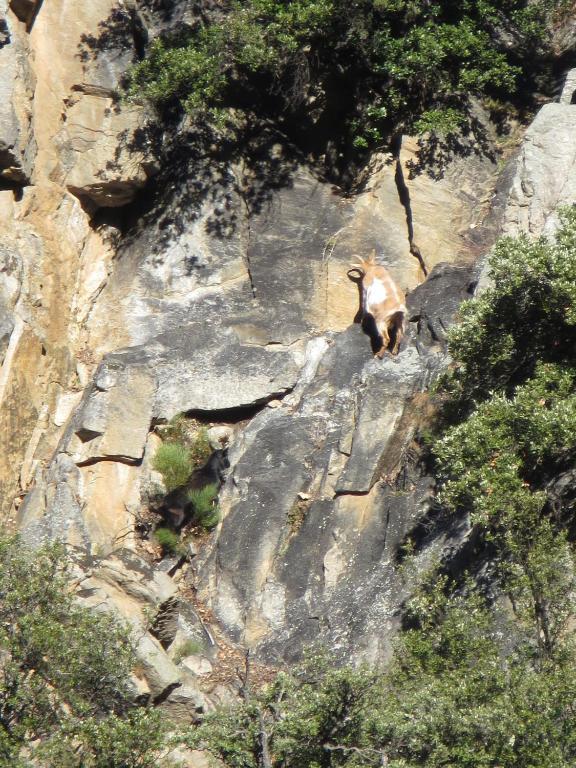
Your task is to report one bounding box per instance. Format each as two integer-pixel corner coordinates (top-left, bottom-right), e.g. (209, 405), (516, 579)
(186, 584), (576, 767)
(152, 442), (191, 491)
(154, 527), (181, 555)
(187, 484), (220, 529)
(0, 536), (165, 766)
(432, 210), (576, 658)
(126, 0), (558, 161)
(442, 207), (576, 415)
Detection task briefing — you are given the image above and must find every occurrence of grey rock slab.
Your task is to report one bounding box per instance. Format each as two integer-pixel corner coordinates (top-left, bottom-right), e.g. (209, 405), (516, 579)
(91, 549), (178, 605)
(0, 5), (35, 181)
(135, 632), (181, 699)
(19, 453), (89, 548)
(335, 350), (424, 494)
(560, 68), (576, 104)
(96, 316), (303, 423)
(247, 167), (350, 342)
(66, 362), (155, 463)
(160, 685), (206, 725)
(407, 262), (477, 349)
(150, 324), (303, 417)
(504, 103), (576, 237)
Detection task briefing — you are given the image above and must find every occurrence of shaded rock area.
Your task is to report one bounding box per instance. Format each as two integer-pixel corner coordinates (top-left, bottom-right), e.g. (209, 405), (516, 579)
(0, 0), (576, 735)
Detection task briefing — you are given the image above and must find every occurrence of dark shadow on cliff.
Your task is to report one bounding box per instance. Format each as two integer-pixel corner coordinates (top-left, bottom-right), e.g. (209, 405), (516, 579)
(406, 113), (497, 181)
(78, 4), (148, 63)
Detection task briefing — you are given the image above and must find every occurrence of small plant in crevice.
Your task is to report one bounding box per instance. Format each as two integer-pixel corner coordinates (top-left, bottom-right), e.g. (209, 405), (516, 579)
(172, 638), (206, 664)
(287, 497), (310, 535)
(152, 416), (213, 494)
(152, 442), (191, 491)
(187, 483), (220, 530)
(188, 427), (212, 469)
(154, 527), (182, 556)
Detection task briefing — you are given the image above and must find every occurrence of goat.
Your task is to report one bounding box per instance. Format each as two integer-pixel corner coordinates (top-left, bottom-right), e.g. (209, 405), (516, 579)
(159, 448), (230, 531)
(350, 250), (406, 358)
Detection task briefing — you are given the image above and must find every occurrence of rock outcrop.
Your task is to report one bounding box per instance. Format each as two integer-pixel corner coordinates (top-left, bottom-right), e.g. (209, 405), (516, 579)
(1, 0), (576, 717)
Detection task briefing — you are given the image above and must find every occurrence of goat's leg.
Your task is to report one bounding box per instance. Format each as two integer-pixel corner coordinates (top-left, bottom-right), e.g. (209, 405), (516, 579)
(375, 323), (390, 358)
(390, 319), (404, 355)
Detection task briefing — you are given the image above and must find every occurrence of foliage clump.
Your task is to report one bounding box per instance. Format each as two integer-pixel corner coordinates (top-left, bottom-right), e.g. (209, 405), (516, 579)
(152, 442), (192, 492)
(152, 419), (220, 532)
(186, 582), (576, 767)
(187, 483), (220, 529)
(172, 639), (205, 664)
(442, 207), (576, 414)
(154, 526), (182, 555)
(153, 419), (213, 492)
(127, 0), (561, 167)
(0, 536), (164, 767)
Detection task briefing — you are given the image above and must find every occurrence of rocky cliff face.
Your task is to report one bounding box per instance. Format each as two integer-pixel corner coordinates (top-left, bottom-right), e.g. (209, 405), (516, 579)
(1, 0), (576, 718)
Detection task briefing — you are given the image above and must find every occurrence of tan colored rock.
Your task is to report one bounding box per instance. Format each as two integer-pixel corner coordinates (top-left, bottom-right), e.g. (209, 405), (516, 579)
(180, 655), (213, 677)
(68, 363), (155, 463)
(55, 94), (157, 207)
(160, 685), (207, 725)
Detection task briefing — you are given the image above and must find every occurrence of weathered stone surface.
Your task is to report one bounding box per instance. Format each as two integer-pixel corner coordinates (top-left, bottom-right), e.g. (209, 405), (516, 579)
(67, 361), (156, 462)
(180, 655), (213, 677)
(560, 68), (576, 104)
(0, 2), (36, 181)
(136, 633), (181, 698)
(160, 685), (206, 724)
(56, 95), (157, 207)
(335, 351), (428, 494)
(503, 102), (576, 237)
(2, 0), (552, 685)
(194, 263), (478, 661)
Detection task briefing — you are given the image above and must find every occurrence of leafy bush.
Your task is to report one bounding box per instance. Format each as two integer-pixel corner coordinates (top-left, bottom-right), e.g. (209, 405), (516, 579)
(152, 442), (192, 491)
(432, 209), (576, 657)
(186, 584), (576, 767)
(0, 536), (164, 767)
(127, 0), (559, 163)
(153, 420), (212, 495)
(187, 483), (220, 529)
(442, 207), (576, 415)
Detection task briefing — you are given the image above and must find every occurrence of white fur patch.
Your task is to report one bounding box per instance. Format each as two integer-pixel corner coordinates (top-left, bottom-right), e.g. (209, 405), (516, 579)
(365, 278), (388, 307)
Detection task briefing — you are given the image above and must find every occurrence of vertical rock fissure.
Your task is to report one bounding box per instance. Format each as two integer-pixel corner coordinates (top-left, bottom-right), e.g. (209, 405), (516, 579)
(236, 175), (257, 299)
(392, 137), (428, 277)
